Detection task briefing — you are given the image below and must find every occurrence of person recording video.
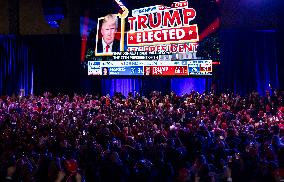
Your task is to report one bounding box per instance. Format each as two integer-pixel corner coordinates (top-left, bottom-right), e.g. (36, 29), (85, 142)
(96, 14), (120, 54)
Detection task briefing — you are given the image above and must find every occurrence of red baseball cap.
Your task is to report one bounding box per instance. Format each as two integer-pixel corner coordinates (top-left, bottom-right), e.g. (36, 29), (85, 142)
(64, 159), (78, 173)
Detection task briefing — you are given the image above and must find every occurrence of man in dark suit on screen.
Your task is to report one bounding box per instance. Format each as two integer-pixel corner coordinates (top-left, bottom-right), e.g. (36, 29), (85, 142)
(96, 14), (120, 54)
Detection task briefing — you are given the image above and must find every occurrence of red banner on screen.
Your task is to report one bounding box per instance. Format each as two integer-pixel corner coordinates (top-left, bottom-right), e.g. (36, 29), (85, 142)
(150, 66), (188, 75)
(128, 25), (198, 46)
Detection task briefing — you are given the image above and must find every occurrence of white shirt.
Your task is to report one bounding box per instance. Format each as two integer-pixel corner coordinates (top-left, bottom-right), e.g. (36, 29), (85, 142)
(102, 38), (113, 53)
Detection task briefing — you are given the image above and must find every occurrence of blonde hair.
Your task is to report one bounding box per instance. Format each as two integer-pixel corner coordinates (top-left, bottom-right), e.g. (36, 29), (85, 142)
(102, 14), (118, 30)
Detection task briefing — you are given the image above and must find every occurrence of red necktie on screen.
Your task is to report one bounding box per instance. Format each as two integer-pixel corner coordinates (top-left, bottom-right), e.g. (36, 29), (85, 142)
(106, 44), (110, 52)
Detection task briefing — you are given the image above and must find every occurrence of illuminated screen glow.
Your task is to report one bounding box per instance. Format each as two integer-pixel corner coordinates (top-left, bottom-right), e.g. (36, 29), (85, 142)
(81, 0), (220, 76)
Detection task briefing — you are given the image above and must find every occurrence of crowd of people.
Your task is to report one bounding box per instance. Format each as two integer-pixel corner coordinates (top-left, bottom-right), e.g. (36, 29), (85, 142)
(0, 90), (284, 182)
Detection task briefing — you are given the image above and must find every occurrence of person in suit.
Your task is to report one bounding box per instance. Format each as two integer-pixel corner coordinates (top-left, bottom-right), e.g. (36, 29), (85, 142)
(96, 14), (120, 54)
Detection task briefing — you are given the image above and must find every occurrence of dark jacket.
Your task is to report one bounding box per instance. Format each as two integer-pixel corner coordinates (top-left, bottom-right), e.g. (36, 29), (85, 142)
(96, 38), (120, 53)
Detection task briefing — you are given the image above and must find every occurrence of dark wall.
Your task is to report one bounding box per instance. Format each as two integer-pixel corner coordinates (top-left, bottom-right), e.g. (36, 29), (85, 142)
(0, 0), (80, 35)
(276, 1), (284, 90)
(218, 0), (284, 93)
(221, 0), (278, 29)
(0, 0), (9, 34)
(0, 35), (81, 96)
(0, 36), (33, 96)
(31, 35), (81, 94)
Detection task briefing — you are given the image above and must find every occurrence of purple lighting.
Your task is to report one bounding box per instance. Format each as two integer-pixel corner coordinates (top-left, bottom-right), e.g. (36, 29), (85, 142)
(171, 78), (206, 95)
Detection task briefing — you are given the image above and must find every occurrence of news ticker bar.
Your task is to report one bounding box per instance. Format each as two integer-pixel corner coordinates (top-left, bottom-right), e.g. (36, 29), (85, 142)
(88, 60), (212, 76)
(113, 51), (171, 60)
(113, 51), (172, 56)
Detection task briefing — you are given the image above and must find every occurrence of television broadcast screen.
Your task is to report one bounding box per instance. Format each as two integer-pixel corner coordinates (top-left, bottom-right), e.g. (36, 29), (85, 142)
(81, 0), (220, 76)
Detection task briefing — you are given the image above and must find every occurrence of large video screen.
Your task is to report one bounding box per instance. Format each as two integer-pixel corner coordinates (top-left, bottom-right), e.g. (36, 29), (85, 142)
(81, 0), (220, 76)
